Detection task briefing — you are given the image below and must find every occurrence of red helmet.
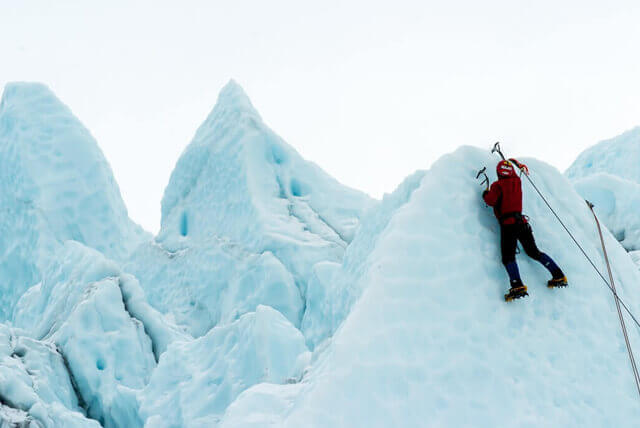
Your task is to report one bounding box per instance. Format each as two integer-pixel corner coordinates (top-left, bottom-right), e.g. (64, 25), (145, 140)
(496, 160), (517, 178)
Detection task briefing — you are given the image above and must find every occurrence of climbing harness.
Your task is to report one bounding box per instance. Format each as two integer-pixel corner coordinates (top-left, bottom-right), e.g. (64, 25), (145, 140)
(491, 142), (640, 398)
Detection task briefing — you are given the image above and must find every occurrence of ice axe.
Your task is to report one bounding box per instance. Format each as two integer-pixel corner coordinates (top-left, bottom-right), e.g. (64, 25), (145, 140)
(491, 142), (506, 160)
(476, 166), (489, 191)
(491, 142), (528, 176)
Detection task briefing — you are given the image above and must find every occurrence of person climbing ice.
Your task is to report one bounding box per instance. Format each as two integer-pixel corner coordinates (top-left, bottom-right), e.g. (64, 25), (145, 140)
(482, 158), (568, 301)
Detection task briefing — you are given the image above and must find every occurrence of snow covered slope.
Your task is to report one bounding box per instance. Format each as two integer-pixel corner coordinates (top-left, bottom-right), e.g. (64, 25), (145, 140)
(222, 147), (640, 427)
(127, 80), (375, 336)
(0, 83), (149, 320)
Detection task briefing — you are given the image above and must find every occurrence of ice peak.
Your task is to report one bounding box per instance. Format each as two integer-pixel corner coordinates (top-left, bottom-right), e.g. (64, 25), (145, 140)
(0, 82), (69, 116)
(210, 79), (261, 120)
(2, 81), (52, 97)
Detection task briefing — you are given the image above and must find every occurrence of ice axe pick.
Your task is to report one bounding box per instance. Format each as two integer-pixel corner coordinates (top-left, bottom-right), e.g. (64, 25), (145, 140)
(476, 166), (489, 191)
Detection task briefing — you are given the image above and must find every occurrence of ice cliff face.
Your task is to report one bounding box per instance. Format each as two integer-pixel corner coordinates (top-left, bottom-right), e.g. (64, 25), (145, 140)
(0, 83), (149, 320)
(222, 147), (640, 427)
(0, 80), (374, 427)
(2, 81), (640, 428)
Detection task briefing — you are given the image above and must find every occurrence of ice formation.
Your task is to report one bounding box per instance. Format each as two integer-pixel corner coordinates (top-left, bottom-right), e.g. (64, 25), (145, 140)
(0, 324), (101, 427)
(572, 174), (640, 251)
(126, 80), (374, 337)
(567, 126), (640, 183)
(222, 147), (640, 427)
(139, 305), (310, 428)
(2, 80), (640, 427)
(567, 127), (640, 251)
(0, 83), (149, 320)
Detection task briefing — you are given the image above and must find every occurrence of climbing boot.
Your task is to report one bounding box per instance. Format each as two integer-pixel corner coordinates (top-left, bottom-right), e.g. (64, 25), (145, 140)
(547, 275), (568, 288)
(505, 282), (528, 302)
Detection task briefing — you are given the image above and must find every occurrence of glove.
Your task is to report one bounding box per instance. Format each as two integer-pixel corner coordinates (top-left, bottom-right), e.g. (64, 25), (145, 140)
(509, 158), (529, 176)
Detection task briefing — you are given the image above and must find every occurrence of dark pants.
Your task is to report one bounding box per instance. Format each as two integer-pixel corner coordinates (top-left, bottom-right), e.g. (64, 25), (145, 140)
(500, 221), (563, 284)
(501, 221), (541, 265)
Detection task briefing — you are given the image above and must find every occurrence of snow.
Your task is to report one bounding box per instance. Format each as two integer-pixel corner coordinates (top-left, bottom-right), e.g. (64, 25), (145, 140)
(138, 305), (310, 428)
(222, 147), (640, 427)
(0, 82), (149, 321)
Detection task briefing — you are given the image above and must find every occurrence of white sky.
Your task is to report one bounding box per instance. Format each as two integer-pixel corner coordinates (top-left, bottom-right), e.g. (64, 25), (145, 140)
(1, 0), (639, 233)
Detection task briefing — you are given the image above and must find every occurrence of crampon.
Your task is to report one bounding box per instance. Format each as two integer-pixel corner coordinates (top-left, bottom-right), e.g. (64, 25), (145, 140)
(504, 285), (528, 302)
(547, 276), (568, 288)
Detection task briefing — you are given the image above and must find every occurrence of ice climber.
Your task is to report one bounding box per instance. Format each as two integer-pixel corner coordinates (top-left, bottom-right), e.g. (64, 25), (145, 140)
(482, 158), (568, 301)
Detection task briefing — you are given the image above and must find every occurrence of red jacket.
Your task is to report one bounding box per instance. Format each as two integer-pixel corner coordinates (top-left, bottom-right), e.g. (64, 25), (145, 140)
(483, 175), (523, 225)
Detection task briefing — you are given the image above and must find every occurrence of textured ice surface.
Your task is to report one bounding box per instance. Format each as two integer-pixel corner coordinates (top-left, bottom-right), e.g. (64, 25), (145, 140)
(302, 170), (425, 348)
(223, 147), (640, 427)
(567, 128), (640, 296)
(573, 173), (640, 251)
(567, 126), (640, 182)
(12, 242), (188, 428)
(126, 236), (302, 338)
(567, 127), (640, 251)
(0, 324), (101, 427)
(4, 80), (640, 427)
(13, 242), (187, 358)
(139, 305), (310, 428)
(129, 80), (373, 337)
(157, 81), (373, 285)
(0, 83), (149, 320)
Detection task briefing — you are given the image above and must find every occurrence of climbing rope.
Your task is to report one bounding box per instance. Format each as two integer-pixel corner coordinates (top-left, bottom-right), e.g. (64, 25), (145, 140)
(490, 143), (640, 331)
(587, 200), (640, 398)
(492, 142), (640, 399)
(522, 172), (640, 331)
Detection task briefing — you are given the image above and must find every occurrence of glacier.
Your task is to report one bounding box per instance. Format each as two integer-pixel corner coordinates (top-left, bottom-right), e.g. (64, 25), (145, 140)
(2, 80), (640, 427)
(0, 83), (149, 321)
(221, 148), (640, 427)
(567, 127), (640, 252)
(126, 80), (375, 337)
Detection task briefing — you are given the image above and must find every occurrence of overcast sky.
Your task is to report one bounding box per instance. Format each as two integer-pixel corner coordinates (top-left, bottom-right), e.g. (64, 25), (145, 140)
(2, 0), (639, 233)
